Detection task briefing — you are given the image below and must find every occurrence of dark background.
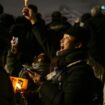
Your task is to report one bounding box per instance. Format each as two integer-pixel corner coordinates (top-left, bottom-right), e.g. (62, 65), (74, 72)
(0, 0), (105, 21)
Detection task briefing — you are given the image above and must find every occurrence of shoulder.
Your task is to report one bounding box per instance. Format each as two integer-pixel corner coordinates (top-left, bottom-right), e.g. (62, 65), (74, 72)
(63, 62), (95, 80)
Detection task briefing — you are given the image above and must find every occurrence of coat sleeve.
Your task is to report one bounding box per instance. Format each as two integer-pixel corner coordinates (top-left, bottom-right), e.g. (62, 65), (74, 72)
(6, 49), (22, 76)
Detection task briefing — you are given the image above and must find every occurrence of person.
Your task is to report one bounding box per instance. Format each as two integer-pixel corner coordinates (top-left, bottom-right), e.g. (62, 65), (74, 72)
(88, 5), (105, 68)
(22, 4), (57, 60)
(0, 38), (16, 105)
(87, 5), (105, 105)
(22, 4), (46, 58)
(6, 25), (27, 76)
(46, 11), (72, 51)
(31, 26), (102, 105)
(16, 53), (50, 105)
(74, 12), (91, 28)
(22, 4), (46, 33)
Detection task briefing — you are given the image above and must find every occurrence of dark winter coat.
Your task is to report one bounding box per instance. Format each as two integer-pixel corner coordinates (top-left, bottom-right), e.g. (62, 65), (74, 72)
(0, 66), (15, 105)
(39, 49), (98, 105)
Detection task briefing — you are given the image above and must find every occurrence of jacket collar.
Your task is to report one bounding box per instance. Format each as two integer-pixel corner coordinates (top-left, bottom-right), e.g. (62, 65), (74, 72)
(56, 48), (87, 68)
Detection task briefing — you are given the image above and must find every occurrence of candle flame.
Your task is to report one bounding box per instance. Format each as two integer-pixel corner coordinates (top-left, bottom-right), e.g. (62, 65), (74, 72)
(24, 0), (28, 7)
(16, 82), (22, 90)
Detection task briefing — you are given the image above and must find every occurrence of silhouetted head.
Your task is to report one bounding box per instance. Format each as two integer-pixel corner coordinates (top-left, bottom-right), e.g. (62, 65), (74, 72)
(28, 4), (38, 14)
(51, 11), (62, 21)
(0, 13), (15, 29)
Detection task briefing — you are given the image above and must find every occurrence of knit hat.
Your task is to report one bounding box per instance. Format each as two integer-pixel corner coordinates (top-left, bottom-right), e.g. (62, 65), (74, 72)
(64, 26), (91, 47)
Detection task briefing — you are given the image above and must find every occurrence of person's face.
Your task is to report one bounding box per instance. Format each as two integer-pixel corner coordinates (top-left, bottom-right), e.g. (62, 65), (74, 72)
(60, 34), (76, 51)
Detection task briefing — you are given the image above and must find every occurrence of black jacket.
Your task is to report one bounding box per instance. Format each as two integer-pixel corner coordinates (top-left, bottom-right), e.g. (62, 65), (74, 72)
(39, 49), (98, 105)
(0, 66), (15, 105)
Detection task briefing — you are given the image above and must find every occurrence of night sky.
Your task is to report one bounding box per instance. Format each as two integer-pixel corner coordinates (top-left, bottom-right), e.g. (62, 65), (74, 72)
(0, 0), (104, 20)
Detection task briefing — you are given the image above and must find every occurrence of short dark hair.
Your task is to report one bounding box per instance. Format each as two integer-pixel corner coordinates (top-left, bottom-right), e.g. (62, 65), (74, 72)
(28, 4), (38, 14)
(51, 11), (62, 21)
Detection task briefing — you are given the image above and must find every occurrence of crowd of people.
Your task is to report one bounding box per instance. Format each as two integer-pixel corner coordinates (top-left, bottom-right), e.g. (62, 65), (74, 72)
(0, 3), (105, 105)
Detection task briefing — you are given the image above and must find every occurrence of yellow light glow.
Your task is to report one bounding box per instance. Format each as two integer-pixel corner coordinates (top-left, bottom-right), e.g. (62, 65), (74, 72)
(10, 76), (28, 93)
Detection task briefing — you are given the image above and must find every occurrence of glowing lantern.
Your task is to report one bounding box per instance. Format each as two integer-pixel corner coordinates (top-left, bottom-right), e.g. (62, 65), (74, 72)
(10, 76), (28, 93)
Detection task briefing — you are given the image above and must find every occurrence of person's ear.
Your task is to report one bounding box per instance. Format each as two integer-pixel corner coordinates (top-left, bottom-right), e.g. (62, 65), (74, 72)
(75, 42), (82, 48)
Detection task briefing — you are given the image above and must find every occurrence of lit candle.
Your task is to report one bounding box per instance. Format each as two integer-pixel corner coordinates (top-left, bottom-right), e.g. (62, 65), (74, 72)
(16, 82), (22, 90)
(10, 76), (28, 93)
(24, 0), (28, 7)
(16, 79), (23, 91)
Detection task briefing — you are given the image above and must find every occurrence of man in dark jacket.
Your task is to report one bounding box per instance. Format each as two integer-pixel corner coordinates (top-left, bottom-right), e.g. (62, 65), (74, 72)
(22, 4), (56, 60)
(0, 38), (16, 105)
(32, 26), (101, 105)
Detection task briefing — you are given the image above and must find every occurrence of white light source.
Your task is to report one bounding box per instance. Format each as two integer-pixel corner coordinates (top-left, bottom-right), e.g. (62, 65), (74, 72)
(101, 5), (105, 10)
